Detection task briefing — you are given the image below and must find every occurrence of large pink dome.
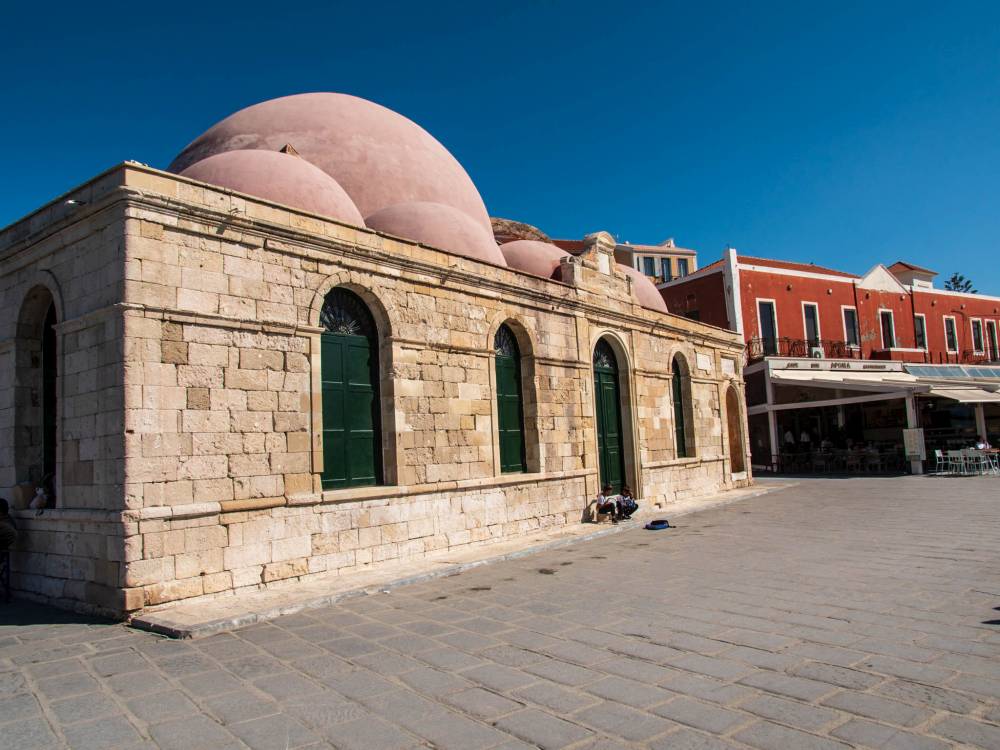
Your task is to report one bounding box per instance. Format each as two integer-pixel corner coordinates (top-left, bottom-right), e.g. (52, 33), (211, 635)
(169, 93), (490, 232)
(179, 150), (364, 226)
(618, 264), (669, 313)
(499, 240), (569, 280)
(365, 202), (506, 266)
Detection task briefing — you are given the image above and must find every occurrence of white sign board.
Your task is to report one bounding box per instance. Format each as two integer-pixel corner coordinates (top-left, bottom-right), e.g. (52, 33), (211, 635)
(903, 428), (926, 460)
(770, 358), (904, 373)
(696, 352), (712, 372)
(721, 358), (736, 376)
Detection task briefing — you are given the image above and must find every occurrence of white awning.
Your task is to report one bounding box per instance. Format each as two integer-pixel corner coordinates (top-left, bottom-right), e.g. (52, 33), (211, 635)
(926, 387), (1000, 403)
(769, 369), (923, 393)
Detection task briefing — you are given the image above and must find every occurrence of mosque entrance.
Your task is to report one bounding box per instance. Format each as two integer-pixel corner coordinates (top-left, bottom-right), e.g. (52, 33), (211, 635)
(593, 338), (626, 492)
(320, 288), (381, 489)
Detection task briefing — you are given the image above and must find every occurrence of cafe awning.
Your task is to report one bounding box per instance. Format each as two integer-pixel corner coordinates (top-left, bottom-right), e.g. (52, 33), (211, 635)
(769, 369), (924, 393)
(926, 387), (1000, 403)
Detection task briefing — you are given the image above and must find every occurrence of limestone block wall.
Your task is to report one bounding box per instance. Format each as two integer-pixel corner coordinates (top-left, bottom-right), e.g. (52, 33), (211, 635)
(0, 164), (750, 615)
(0, 168), (128, 613)
(113, 166), (749, 612)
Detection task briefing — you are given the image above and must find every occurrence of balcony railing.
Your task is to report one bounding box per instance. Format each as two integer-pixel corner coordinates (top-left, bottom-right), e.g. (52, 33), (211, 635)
(746, 338), (1000, 365)
(745, 337), (861, 364)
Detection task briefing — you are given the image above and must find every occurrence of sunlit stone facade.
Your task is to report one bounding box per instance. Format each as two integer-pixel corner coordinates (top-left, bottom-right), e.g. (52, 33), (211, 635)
(0, 162), (749, 616)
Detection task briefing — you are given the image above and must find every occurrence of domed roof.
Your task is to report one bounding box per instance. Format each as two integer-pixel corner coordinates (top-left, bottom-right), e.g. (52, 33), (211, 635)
(169, 93), (490, 232)
(617, 264), (669, 313)
(365, 202), (506, 266)
(499, 240), (568, 279)
(179, 149), (364, 226)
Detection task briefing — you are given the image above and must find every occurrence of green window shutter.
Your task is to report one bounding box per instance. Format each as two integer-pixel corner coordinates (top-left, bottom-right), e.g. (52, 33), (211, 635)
(494, 325), (525, 473)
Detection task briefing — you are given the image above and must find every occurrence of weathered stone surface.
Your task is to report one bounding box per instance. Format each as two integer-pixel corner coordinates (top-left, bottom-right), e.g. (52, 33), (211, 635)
(0, 164), (748, 615)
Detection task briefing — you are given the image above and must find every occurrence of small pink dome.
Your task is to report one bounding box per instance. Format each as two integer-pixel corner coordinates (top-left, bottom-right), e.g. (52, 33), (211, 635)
(365, 202), (506, 266)
(618, 264), (669, 313)
(179, 150), (364, 226)
(169, 93), (490, 232)
(500, 240), (569, 279)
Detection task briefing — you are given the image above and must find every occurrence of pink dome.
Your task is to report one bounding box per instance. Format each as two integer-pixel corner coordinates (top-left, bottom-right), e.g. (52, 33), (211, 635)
(500, 240), (569, 279)
(169, 93), (490, 232)
(365, 202), (506, 266)
(179, 150), (364, 226)
(617, 264), (669, 313)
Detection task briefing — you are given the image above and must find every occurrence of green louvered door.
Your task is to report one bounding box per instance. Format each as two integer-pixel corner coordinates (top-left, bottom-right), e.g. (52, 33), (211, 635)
(320, 289), (381, 490)
(594, 340), (625, 492)
(495, 325), (525, 473)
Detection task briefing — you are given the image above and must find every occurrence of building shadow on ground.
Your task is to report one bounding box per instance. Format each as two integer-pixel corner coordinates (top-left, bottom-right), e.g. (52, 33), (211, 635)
(0, 599), (112, 628)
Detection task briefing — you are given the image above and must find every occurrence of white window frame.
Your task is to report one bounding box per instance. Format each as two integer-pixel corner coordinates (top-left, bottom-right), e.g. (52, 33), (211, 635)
(971, 318), (985, 353)
(756, 298), (779, 341)
(943, 315), (958, 353)
(913, 313), (928, 351)
(987, 319), (999, 360)
(877, 308), (896, 349)
(677, 258), (690, 277)
(801, 301), (821, 344)
(661, 257), (672, 281)
(840, 305), (860, 348)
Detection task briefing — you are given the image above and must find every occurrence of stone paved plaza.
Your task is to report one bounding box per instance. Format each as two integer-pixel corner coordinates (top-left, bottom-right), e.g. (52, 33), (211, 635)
(1, 476), (999, 749)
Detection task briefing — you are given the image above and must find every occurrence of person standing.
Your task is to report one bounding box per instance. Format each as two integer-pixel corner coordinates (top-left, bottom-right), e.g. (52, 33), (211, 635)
(0, 498), (17, 603)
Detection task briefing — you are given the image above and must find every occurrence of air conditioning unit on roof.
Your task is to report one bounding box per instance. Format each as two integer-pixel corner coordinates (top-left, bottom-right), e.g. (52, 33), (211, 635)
(810, 347), (824, 359)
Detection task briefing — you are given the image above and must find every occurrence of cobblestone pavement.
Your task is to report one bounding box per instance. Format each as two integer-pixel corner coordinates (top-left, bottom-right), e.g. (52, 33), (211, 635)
(2, 476), (1000, 749)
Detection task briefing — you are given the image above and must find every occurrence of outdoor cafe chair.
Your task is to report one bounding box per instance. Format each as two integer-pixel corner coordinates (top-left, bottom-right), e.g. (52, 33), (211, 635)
(945, 450), (967, 475)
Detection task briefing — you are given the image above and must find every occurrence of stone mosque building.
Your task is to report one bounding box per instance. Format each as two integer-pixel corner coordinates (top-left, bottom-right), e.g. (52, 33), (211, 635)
(0, 93), (750, 616)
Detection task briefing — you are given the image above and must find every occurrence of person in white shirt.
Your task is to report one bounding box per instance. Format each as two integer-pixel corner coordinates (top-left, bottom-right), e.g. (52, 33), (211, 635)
(595, 485), (620, 523)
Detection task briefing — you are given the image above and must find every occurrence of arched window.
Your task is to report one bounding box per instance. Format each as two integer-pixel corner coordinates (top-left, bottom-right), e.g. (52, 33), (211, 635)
(494, 324), (526, 473)
(15, 287), (59, 490)
(320, 288), (382, 489)
(672, 355), (689, 458)
(42, 303), (57, 479)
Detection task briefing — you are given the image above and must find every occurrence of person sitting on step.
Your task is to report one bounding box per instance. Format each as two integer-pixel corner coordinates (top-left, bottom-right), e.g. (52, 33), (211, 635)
(618, 485), (638, 520)
(595, 484), (620, 523)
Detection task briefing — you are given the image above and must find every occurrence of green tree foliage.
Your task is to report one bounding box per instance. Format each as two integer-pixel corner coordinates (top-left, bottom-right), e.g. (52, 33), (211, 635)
(944, 273), (977, 294)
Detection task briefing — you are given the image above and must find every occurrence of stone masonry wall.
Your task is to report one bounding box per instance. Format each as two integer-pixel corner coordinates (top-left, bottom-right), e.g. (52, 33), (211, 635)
(0, 165), (749, 615)
(0, 168), (128, 613)
(115, 166), (749, 612)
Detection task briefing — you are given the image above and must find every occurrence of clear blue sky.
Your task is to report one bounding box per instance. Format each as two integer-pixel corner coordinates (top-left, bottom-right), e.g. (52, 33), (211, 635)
(4, 1), (999, 292)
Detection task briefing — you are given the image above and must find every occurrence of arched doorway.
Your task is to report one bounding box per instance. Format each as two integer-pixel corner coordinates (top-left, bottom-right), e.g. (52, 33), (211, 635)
(593, 338), (626, 491)
(726, 385), (746, 474)
(672, 355), (693, 458)
(494, 324), (526, 473)
(319, 288), (382, 489)
(15, 286), (59, 487)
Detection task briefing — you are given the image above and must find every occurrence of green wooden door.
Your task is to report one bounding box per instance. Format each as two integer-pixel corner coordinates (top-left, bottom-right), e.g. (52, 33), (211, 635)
(593, 340), (625, 491)
(495, 325), (525, 473)
(673, 364), (688, 458)
(320, 289), (381, 490)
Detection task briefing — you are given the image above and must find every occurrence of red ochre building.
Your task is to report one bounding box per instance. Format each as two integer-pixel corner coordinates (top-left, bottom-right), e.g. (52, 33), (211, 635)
(660, 249), (1000, 473)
